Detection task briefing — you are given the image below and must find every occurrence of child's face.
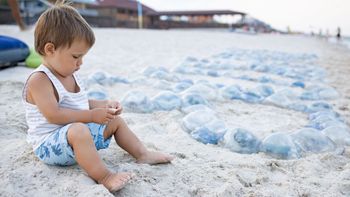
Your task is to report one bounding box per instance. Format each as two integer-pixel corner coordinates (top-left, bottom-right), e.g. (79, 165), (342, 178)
(46, 39), (91, 77)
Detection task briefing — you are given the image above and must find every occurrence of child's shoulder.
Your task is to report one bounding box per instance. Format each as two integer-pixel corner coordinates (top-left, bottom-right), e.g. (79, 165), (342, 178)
(27, 71), (52, 91)
(25, 71), (57, 104)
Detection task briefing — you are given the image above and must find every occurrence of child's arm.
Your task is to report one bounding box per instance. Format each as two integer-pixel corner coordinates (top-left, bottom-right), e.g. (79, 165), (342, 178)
(88, 99), (108, 109)
(27, 73), (116, 125)
(89, 99), (123, 115)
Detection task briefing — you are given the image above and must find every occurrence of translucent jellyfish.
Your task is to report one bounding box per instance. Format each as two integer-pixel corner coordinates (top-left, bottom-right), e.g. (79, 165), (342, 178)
(191, 127), (225, 144)
(183, 110), (214, 132)
(121, 90), (154, 113)
(318, 87), (339, 100)
(322, 126), (350, 146)
(287, 103), (308, 113)
(264, 93), (291, 108)
(260, 132), (301, 159)
(181, 92), (209, 108)
(172, 81), (193, 93)
(309, 110), (340, 121)
(284, 69), (304, 80)
(240, 91), (263, 103)
(291, 81), (305, 88)
(215, 83), (225, 89)
(238, 75), (255, 81)
(173, 65), (204, 75)
(207, 70), (219, 77)
(307, 102), (332, 113)
(258, 76), (273, 83)
(221, 85), (243, 100)
(87, 90), (108, 100)
(185, 56), (198, 62)
(270, 66), (287, 76)
(308, 113), (342, 130)
(86, 71), (109, 86)
(318, 120), (348, 130)
(108, 76), (130, 84)
(200, 58), (210, 64)
(264, 88), (298, 108)
(209, 62), (232, 70)
(182, 83), (219, 101)
(151, 91), (182, 111)
(219, 128), (261, 154)
(250, 64), (269, 72)
(300, 86), (339, 100)
(277, 88), (298, 99)
(300, 90), (319, 100)
(154, 80), (172, 90)
(149, 70), (179, 82)
(142, 66), (168, 76)
(182, 110), (223, 133)
(290, 128), (336, 153)
(254, 85), (274, 97)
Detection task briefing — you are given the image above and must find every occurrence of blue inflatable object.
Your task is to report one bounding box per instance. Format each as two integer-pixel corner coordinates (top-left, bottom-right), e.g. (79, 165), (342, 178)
(0, 35), (29, 67)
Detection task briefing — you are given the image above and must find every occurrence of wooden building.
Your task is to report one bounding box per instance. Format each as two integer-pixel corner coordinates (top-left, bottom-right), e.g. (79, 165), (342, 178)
(86, 0), (157, 28)
(84, 0), (246, 29)
(147, 10), (246, 29)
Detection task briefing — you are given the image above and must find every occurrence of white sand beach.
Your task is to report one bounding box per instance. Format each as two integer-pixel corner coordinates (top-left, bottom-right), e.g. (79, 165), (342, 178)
(1, 25), (350, 196)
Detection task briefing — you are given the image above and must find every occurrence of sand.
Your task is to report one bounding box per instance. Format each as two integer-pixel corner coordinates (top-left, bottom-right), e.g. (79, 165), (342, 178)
(1, 25), (350, 197)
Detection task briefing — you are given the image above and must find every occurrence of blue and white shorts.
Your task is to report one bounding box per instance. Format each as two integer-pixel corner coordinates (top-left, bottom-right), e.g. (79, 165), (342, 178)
(34, 123), (111, 166)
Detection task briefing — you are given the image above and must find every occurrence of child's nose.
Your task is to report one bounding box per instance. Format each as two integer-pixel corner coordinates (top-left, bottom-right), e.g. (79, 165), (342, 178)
(77, 58), (83, 66)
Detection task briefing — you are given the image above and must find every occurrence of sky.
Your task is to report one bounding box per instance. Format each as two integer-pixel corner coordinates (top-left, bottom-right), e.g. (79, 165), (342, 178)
(140, 0), (350, 36)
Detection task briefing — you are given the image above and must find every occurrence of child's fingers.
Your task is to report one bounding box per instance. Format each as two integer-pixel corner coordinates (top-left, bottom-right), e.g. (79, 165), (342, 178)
(117, 104), (122, 109)
(106, 113), (115, 120)
(108, 108), (118, 114)
(115, 109), (121, 115)
(115, 105), (123, 114)
(104, 117), (114, 125)
(110, 101), (120, 109)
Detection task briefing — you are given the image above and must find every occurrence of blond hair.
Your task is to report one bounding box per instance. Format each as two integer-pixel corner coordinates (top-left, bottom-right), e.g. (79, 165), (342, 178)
(34, 0), (95, 55)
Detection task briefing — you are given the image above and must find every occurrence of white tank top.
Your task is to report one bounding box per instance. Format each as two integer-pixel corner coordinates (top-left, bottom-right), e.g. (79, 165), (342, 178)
(22, 65), (89, 150)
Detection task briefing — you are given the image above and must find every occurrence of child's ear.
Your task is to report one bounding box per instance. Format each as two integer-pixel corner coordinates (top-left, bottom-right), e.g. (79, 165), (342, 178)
(43, 43), (56, 56)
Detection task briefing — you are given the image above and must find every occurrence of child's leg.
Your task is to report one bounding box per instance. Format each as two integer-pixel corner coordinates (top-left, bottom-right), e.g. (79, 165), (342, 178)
(67, 123), (132, 191)
(104, 116), (174, 164)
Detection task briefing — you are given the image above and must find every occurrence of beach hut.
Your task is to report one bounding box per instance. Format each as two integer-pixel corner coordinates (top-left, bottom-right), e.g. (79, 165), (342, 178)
(148, 10), (246, 29)
(86, 0), (157, 28)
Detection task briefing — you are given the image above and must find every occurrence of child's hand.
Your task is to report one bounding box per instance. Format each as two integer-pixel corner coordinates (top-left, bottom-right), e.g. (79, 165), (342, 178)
(91, 108), (118, 125)
(107, 100), (123, 115)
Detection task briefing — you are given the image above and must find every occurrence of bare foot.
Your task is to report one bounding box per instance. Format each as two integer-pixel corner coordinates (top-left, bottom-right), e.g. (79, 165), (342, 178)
(98, 172), (132, 192)
(136, 151), (174, 164)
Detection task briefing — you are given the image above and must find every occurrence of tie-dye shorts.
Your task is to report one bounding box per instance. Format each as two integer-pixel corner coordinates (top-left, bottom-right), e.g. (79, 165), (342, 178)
(34, 123), (111, 166)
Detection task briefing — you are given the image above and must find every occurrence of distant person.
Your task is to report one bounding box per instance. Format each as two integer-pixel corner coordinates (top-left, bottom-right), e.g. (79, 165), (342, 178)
(326, 29), (330, 38)
(7, 0), (26, 30)
(337, 27), (341, 39)
(22, 1), (173, 192)
(310, 31), (315, 37)
(318, 29), (323, 37)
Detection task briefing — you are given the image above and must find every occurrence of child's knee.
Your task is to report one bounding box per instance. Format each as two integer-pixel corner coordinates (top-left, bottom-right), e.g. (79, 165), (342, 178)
(108, 116), (122, 127)
(67, 123), (91, 144)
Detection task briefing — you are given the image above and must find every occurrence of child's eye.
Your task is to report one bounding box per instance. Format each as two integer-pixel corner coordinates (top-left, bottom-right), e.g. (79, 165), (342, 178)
(72, 55), (79, 59)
